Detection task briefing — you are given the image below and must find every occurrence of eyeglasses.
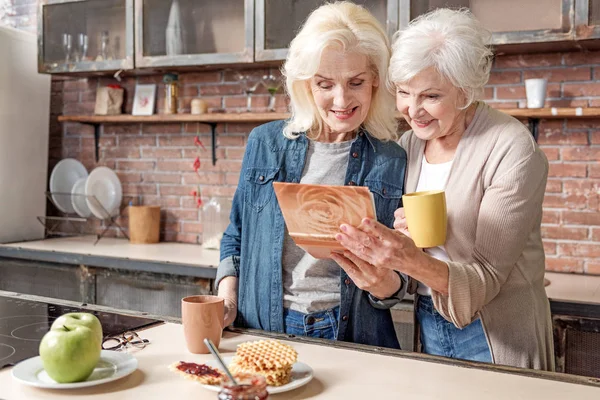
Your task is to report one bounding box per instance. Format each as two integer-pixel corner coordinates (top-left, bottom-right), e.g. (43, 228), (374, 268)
(102, 331), (150, 352)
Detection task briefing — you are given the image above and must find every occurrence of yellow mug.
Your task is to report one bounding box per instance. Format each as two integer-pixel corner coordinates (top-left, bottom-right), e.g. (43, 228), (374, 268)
(401, 190), (447, 248)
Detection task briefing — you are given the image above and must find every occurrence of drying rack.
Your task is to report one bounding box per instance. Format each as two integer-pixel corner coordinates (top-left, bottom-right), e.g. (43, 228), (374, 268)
(38, 191), (133, 245)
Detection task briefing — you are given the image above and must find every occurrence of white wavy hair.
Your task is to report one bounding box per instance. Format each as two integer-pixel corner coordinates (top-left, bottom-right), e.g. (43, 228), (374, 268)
(389, 8), (493, 108)
(282, 1), (397, 141)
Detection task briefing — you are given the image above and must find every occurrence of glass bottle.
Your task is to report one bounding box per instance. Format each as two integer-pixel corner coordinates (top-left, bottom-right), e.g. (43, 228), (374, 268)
(218, 375), (269, 400)
(202, 197), (223, 250)
(163, 73), (179, 114)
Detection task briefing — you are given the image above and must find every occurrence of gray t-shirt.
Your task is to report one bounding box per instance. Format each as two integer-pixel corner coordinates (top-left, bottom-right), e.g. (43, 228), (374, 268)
(282, 139), (352, 314)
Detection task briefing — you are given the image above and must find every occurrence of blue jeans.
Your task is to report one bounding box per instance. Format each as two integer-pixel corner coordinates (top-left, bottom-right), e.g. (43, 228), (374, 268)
(283, 306), (340, 340)
(417, 295), (492, 363)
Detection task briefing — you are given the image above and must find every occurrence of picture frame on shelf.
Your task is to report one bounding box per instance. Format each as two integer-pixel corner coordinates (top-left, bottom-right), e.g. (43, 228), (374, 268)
(132, 84), (156, 116)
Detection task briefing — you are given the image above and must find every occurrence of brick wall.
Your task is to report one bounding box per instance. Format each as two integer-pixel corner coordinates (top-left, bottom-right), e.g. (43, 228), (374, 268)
(3, 2), (599, 275)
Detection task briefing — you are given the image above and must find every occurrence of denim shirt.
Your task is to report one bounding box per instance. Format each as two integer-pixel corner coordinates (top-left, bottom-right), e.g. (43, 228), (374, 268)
(217, 120), (407, 349)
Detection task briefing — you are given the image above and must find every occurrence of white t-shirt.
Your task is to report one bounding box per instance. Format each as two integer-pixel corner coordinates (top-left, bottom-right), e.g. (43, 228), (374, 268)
(414, 156), (453, 296)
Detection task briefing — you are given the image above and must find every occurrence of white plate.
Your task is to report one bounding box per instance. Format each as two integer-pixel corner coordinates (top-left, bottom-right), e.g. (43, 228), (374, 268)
(201, 357), (313, 395)
(85, 166), (122, 219)
(49, 159), (88, 214)
(11, 350), (137, 389)
(71, 177), (92, 218)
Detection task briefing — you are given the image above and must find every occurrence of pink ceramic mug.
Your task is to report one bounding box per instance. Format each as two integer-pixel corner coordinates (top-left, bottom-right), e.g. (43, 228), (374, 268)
(181, 295), (224, 354)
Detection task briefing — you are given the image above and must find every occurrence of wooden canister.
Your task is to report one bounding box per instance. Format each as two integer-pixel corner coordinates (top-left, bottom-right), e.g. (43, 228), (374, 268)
(128, 206), (161, 244)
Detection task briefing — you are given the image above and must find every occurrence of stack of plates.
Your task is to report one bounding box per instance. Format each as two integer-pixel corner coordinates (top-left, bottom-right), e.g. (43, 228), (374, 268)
(49, 159), (122, 219)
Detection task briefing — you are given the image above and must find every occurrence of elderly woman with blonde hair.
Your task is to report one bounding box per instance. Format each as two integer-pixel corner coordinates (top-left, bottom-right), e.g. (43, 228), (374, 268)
(216, 2), (407, 348)
(335, 8), (554, 369)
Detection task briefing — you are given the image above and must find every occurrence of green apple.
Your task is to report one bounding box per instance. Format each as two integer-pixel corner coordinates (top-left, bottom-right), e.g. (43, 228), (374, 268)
(50, 313), (103, 344)
(39, 324), (101, 383)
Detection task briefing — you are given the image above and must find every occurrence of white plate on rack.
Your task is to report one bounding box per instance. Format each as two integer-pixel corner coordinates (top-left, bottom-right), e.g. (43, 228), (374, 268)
(11, 350), (137, 389)
(49, 159), (88, 214)
(85, 167), (122, 219)
(200, 357), (313, 394)
(71, 177), (92, 218)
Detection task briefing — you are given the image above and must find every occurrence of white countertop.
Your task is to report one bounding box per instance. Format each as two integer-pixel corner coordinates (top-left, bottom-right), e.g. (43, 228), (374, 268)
(545, 271), (600, 305)
(0, 236), (220, 269)
(2, 322), (599, 399)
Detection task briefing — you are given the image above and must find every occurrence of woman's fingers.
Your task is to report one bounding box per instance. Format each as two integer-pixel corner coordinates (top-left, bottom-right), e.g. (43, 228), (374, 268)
(336, 224), (378, 263)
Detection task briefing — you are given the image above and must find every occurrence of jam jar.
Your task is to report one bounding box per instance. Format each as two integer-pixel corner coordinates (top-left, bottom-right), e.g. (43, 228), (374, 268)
(218, 375), (269, 400)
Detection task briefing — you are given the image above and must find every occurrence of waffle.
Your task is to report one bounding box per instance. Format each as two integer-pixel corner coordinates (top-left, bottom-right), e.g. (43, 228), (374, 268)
(229, 340), (298, 386)
(168, 361), (224, 385)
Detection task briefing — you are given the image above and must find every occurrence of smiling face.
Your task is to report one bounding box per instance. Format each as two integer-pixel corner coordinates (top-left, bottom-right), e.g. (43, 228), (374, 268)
(396, 67), (468, 141)
(310, 47), (378, 139)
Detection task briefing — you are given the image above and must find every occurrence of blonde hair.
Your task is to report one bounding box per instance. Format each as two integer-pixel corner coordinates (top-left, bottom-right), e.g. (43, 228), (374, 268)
(389, 8), (493, 108)
(282, 1), (397, 141)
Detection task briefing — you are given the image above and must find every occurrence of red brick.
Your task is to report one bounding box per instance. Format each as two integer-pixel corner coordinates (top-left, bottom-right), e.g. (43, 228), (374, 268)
(98, 137), (117, 147)
(225, 173), (241, 185)
(163, 233), (199, 244)
(182, 197), (203, 208)
(541, 148), (560, 161)
(182, 222), (203, 233)
(487, 71), (522, 85)
(541, 226), (588, 240)
(102, 147), (141, 159)
(181, 72), (222, 84)
(586, 262), (600, 275)
(565, 119), (600, 129)
(563, 211), (600, 225)
(80, 91), (98, 103)
(199, 160), (242, 173)
(142, 173), (182, 184)
(545, 99), (589, 108)
(523, 67), (591, 82)
(137, 76), (162, 85)
(224, 96), (269, 109)
(483, 87), (494, 100)
(116, 161), (155, 171)
(592, 228), (600, 241)
(116, 172), (142, 183)
(182, 148), (225, 160)
(548, 163), (587, 177)
(487, 101), (519, 109)
(545, 257), (584, 273)
(494, 53), (562, 69)
(223, 69), (269, 82)
(63, 79), (95, 92)
(495, 86), (525, 99)
(590, 164), (600, 178)
(588, 99), (600, 107)
(183, 172), (225, 185)
(141, 148), (183, 159)
(224, 123), (262, 134)
(226, 148), (246, 160)
(543, 241), (557, 255)
(217, 135), (245, 147)
(63, 102), (95, 115)
(199, 84), (244, 96)
(183, 123), (212, 134)
(158, 136), (198, 147)
(141, 123), (182, 134)
(104, 124), (141, 135)
(164, 209), (199, 221)
(558, 243), (600, 257)
(118, 136), (157, 147)
(156, 160), (193, 172)
(563, 180), (600, 194)
(181, 86), (199, 97)
(561, 148), (600, 161)
(538, 129), (588, 146)
(62, 91), (79, 103)
(592, 132), (600, 144)
(542, 210), (560, 224)
(122, 184), (158, 195)
(142, 196), (181, 208)
(202, 186), (237, 197)
(159, 185), (198, 196)
(563, 51), (600, 66)
(563, 82), (600, 97)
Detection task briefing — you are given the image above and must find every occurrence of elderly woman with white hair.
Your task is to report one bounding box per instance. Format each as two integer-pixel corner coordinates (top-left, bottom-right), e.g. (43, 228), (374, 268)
(334, 8), (554, 370)
(216, 2), (407, 348)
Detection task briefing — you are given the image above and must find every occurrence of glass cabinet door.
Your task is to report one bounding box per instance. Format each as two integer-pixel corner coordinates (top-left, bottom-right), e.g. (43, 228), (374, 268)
(400, 0), (574, 45)
(38, 0), (134, 74)
(255, 0), (398, 62)
(135, 0), (254, 67)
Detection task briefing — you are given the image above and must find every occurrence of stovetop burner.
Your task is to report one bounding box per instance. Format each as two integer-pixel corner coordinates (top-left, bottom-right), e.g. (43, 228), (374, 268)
(0, 296), (161, 368)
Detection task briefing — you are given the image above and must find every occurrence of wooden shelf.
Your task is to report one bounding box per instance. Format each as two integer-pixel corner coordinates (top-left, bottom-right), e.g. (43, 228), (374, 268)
(57, 107), (600, 125)
(57, 113), (290, 124)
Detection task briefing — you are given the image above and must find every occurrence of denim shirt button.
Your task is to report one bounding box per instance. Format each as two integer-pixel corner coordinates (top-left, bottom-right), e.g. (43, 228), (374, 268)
(352, 152), (359, 159)
(342, 315), (348, 321)
(347, 181), (356, 186)
(382, 187), (387, 195)
(344, 278), (350, 285)
(259, 175), (265, 181)
(306, 316), (315, 325)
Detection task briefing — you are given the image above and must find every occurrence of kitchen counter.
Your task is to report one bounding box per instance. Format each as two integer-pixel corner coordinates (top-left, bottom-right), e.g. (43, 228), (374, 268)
(0, 236), (219, 279)
(2, 315), (599, 398)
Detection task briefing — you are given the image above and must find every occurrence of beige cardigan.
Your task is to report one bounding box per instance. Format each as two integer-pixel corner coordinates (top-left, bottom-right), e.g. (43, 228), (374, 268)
(399, 102), (555, 371)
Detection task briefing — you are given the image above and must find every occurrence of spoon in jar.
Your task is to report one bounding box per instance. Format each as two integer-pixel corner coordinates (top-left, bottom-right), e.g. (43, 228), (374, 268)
(204, 338), (238, 385)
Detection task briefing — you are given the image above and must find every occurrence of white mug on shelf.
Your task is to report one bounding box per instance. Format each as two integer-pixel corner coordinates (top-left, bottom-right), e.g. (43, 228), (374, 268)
(525, 78), (548, 109)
